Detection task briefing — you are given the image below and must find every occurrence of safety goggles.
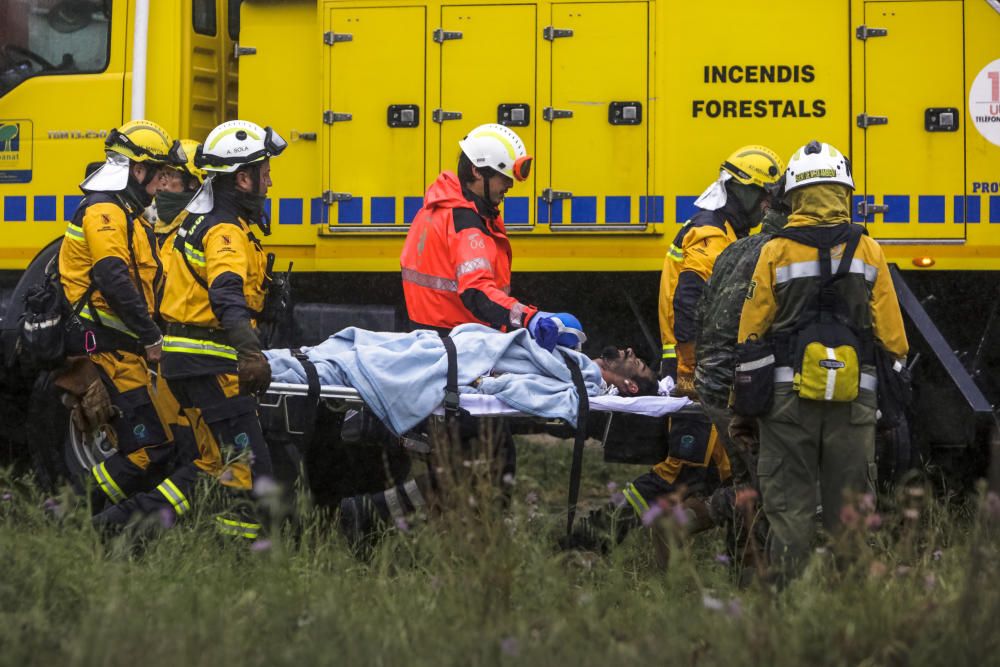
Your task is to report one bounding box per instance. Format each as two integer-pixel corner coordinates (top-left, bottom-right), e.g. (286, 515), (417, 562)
(511, 155), (532, 182)
(194, 126), (288, 168)
(105, 128), (187, 166)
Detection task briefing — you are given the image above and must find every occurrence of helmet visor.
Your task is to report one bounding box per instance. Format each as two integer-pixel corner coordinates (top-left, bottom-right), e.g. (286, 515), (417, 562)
(511, 155), (532, 182)
(105, 128), (181, 164)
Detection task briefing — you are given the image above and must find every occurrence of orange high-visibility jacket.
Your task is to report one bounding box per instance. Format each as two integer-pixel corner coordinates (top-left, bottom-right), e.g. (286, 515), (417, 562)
(400, 171), (537, 332)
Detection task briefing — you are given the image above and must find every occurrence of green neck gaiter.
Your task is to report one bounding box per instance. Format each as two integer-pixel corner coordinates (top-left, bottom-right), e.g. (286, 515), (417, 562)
(155, 190), (196, 225)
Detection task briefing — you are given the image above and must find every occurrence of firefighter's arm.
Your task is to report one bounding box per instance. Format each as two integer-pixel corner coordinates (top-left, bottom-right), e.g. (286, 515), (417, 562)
(673, 234), (729, 343)
(737, 246), (777, 343)
(83, 202), (161, 346)
(204, 225), (255, 334)
(869, 246), (909, 360)
(450, 210), (536, 331)
(657, 252), (674, 350)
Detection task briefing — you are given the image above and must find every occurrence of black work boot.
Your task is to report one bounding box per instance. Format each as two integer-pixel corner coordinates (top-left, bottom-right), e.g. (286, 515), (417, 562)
(338, 494), (389, 559)
(560, 504), (639, 553)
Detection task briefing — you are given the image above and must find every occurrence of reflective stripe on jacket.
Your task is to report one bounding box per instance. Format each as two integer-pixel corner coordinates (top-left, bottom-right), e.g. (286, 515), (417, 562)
(658, 209), (737, 362)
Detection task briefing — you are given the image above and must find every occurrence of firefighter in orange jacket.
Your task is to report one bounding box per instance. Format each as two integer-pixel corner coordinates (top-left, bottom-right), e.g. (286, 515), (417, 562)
(59, 119), (186, 509)
(399, 123), (583, 349)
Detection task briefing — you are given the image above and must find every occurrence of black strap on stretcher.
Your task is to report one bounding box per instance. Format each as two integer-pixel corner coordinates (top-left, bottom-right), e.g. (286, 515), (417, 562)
(292, 350), (321, 446)
(560, 351), (590, 539)
(440, 334), (465, 419)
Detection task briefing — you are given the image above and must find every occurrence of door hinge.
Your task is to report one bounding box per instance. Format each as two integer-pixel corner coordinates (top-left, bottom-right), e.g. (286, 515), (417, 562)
(433, 28), (463, 43)
(857, 200), (889, 218)
(322, 191), (353, 205)
(856, 25), (888, 40)
(856, 113), (888, 128)
(323, 111), (353, 124)
(543, 26), (574, 41)
(432, 109), (463, 123)
(323, 32), (353, 45)
(541, 189), (573, 204)
(543, 107), (573, 122)
(234, 43), (256, 57)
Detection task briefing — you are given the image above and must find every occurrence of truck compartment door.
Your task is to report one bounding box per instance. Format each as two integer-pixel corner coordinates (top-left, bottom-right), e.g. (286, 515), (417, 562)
(439, 4), (536, 228)
(546, 2), (648, 230)
(861, 1), (965, 240)
(324, 6), (425, 229)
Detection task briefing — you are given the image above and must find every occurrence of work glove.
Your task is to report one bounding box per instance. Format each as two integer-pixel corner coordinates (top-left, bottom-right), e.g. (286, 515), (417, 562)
(670, 341), (698, 399)
(228, 321), (272, 395)
(72, 379), (115, 434)
(526, 311), (586, 352)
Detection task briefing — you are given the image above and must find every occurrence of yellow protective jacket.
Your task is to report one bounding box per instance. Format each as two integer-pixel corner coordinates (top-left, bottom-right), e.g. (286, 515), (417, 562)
(658, 208), (738, 373)
(59, 192), (162, 347)
(159, 201), (268, 377)
(738, 186), (909, 376)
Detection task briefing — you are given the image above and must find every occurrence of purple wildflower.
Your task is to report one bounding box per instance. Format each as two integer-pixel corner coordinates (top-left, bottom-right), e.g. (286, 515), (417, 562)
(701, 594), (725, 612)
(932, 549), (943, 561)
(500, 637), (520, 657)
(606, 481), (619, 493)
(252, 475), (280, 498)
(158, 508), (176, 529)
(859, 492), (877, 513)
(641, 503), (663, 527)
(395, 517), (410, 533)
(714, 553), (731, 565)
(865, 513), (883, 531)
(903, 508), (920, 521)
(524, 491), (539, 505)
(2, 492), (12, 502)
(250, 538), (273, 553)
(610, 491), (626, 507)
(671, 504), (690, 527)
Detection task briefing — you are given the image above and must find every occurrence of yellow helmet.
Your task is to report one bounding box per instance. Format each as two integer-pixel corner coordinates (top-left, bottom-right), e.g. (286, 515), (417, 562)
(176, 139), (207, 185)
(104, 119), (185, 166)
(721, 145), (785, 190)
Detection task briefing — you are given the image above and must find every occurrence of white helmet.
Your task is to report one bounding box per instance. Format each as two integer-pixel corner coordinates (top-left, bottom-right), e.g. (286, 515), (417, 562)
(784, 140), (854, 193)
(194, 119), (287, 174)
(458, 123), (532, 182)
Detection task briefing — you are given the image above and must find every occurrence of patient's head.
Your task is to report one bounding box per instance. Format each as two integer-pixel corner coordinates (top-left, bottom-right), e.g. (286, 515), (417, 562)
(593, 346), (659, 396)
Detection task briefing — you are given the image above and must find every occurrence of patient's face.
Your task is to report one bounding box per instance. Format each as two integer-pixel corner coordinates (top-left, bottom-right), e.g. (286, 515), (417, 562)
(593, 347), (657, 396)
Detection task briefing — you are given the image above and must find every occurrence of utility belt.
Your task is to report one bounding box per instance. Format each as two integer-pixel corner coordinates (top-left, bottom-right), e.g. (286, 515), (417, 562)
(733, 328), (875, 416)
(69, 305), (143, 355)
(163, 323), (237, 361)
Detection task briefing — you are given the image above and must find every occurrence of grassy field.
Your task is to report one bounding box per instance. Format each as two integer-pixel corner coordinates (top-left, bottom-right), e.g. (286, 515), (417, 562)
(1, 437), (998, 667)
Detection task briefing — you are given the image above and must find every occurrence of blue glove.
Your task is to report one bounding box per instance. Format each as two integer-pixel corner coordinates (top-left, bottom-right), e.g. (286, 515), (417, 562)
(527, 311), (586, 352)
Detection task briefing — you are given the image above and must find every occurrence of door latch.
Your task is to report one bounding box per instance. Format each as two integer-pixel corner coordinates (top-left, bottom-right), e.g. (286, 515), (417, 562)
(323, 111), (353, 124)
(542, 189), (573, 204)
(433, 29), (463, 43)
(857, 113), (888, 128)
(498, 103), (530, 127)
(322, 191), (353, 205)
(543, 26), (573, 40)
(543, 107), (573, 122)
(857, 200), (889, 218)
(323, 32), (353, 45)
(608, 101), (642, 125)
(432, 109), (463, 123)
(388, 105), (420, 128)
(855, 25), (888, 40)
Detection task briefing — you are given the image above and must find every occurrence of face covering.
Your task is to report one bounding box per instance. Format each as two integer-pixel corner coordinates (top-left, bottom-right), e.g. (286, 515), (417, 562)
(725, 181), (767, 232)
(235, 189), (270, 235)
(154, 190), (196, 225)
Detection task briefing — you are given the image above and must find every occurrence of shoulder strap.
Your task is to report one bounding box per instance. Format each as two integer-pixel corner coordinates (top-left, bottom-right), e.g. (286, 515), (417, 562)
(560, 350), (590, 539)
(175, 215), (211, 290)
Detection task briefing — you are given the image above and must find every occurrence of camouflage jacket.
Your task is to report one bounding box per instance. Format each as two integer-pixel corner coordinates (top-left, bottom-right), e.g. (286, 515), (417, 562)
(694, 210), (786, 408)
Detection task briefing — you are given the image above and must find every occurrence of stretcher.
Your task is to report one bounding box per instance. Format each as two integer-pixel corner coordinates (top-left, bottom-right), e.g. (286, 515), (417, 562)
(261, 381), (703, 441)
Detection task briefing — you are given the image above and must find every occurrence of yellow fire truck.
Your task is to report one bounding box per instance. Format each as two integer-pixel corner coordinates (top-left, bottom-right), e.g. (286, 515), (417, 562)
(0, 0), (997, 487)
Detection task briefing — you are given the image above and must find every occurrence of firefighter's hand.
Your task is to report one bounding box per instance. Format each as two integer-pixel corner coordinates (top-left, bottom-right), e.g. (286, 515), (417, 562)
(671, 372), (698, 400)
(144, 336), (163, 364)
(72, 379), (115, 433)
(238, 352), (272, 396)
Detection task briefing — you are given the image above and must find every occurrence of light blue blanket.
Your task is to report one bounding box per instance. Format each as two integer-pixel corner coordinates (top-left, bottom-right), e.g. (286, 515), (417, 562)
(266, 324), (605, 436)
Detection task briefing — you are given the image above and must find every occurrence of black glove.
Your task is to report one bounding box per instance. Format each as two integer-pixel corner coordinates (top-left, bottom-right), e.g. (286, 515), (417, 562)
(227, 321), (270, 395)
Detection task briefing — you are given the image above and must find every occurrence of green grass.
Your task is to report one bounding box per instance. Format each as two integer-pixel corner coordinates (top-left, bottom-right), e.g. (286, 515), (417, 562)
(1, 438), (998, 667)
